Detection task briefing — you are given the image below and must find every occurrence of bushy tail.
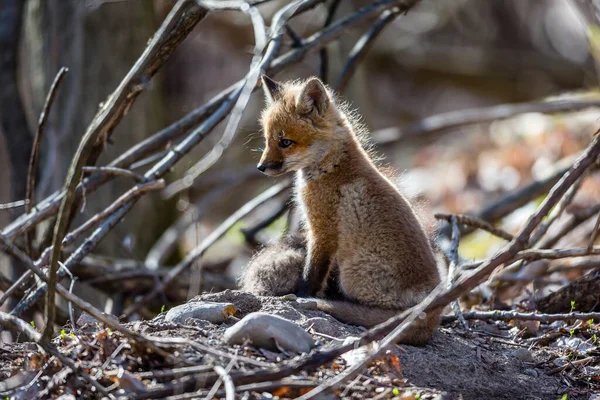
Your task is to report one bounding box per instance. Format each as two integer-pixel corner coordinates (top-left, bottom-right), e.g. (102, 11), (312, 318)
(238, 234), (305, 296)
(314, 299), (440, 346)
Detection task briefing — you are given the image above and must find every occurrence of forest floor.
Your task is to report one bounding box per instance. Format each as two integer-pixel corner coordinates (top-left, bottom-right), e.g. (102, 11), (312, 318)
(1, 290), (598, 400)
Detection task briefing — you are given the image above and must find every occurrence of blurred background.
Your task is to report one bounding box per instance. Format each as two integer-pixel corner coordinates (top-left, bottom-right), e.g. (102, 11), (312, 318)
(1, 0), (600, 322)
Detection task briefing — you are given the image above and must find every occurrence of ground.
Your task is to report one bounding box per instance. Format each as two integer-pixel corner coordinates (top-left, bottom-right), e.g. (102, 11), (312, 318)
(0, 290), (597, 399)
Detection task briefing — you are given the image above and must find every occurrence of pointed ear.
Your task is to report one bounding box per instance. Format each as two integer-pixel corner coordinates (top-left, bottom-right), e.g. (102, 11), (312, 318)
(261, 75), (282, 103)
(296, 77), (330, 116)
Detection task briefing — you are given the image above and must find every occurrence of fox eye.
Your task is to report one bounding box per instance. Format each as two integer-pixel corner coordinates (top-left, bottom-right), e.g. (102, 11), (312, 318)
(279, 138), (294, 148)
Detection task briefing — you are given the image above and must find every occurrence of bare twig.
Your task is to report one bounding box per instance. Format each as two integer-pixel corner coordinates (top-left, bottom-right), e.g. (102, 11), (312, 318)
(147, 175), (249, 269)
(427, 133), (600, 312)
(122, 180), (291, 317)
(439, 154), (578, 239)
(446, 216), (468, 329)
(0, 311), (112, 398)
(435, 213), (514, 241)
(442, 310), (600, 324)
(335, 7), (401, 92)
(0, 199), (28, 210)
(82, 166), (143, 182)
(319, 0), (341, 83)
(539, 203), (600, 248)
(241, 197), (290, 247)
(588, 212), (600, 251)
(24, 67), (69, 258)
(529, 174), (586, 246)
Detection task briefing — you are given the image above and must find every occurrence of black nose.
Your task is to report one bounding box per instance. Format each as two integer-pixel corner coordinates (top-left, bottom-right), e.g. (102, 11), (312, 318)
(257, 164), (266, 172)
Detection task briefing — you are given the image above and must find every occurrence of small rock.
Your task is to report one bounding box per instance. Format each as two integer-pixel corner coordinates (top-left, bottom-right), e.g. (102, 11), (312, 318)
(523, 368), (539, 378)
(295, 298), (318, 310)
(342, 336), (360, 346)
(510, 348), (534, 363)
(165, 301), (238, 324)
(553, 356), (568, 367)
(281, 294), (297, 301)
(224, 312), (315, 353)
(552, 337), (594, 353)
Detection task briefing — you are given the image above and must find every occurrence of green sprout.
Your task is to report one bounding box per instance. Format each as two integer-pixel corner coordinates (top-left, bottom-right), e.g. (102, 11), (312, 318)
(60, 329), (66, 339)
(30, 321), (35, 328)
(392, 388), (400, 396)
(570, 300), (575, 312)
(161, 304), (166, 313)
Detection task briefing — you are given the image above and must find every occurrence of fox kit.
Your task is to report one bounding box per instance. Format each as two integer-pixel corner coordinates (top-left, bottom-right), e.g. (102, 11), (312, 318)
(240, 75), (443, 345)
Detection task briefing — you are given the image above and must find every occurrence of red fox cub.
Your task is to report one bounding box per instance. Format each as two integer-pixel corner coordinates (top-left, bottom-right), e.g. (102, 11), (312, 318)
(240, 75), (444, 345)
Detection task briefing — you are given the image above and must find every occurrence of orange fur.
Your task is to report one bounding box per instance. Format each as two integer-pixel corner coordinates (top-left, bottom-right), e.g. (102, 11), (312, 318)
(242, 76), (443, 345)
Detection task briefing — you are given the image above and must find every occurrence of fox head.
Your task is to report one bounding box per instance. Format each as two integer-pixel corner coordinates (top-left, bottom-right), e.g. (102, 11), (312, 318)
(256, 75), (341, 176)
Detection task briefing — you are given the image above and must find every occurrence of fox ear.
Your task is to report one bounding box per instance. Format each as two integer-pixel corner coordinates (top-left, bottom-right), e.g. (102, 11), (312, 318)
(261, 75), (282, 103)
(296, 77), (329, 117)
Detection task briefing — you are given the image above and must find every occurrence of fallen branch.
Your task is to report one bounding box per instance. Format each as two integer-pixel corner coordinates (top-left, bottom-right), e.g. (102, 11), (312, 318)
(435, 213), (514, 241)
(441, 310), (600, 324)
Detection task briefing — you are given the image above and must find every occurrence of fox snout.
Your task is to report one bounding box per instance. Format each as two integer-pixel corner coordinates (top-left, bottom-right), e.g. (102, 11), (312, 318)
(257, 160), (283, 174)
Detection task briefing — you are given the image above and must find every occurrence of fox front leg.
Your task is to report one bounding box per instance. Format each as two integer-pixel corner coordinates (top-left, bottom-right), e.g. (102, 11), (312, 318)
(297, 241), (332, 297)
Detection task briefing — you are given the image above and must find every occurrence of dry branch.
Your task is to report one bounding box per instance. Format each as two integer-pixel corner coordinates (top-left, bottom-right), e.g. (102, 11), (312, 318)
(335, 7), (401, 92)
(24, 66), (68, 257)
(441, 310), (600, 324)
(435, 213), (514, 241)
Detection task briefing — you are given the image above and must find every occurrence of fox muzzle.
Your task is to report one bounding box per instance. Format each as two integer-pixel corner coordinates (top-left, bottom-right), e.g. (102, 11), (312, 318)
(257, 161), (283, 173)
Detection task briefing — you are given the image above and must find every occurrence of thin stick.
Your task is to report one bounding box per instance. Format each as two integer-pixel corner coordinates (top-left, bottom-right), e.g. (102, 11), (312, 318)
(435, 213), (513, 241)
(447, 216), (468, 329)
(588, 212), (600, 251)
(0, 199), (28, 210)
(319, 0), (341, 83)
(24, 67), (69, 257)
(426, 133), (600, 312)
(121, 180), (292, 317)
(335, 7), (401, 92)
(529, 174), (586, 246)
(82, 166), (143, 182)
(0, 311), (112, 398)
(438, 157), (576, 239)
(442, 310), (600, 324)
